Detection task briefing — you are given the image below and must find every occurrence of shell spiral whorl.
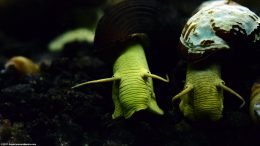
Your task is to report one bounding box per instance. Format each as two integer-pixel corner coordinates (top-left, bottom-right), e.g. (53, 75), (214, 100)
(94, 0), (160, 62)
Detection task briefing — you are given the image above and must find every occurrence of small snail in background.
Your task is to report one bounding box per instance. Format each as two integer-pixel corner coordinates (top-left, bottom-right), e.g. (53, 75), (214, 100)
(4, 56), (40, 76)
(72, 0), (169, 119)
(171, 0), (260, 121)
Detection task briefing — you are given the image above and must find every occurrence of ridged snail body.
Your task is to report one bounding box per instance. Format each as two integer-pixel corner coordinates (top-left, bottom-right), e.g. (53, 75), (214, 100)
(72, 0), (169, 119)
(171, 0), (260, 121)
(173, 63), (244, 121)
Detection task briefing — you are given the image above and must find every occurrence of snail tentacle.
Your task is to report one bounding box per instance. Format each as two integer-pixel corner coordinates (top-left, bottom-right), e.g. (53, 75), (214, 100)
(71, 77), (120, 89)
(217, 82), (245, 108)
(172, 83), (194, 102)
(143, 73), (169, 83)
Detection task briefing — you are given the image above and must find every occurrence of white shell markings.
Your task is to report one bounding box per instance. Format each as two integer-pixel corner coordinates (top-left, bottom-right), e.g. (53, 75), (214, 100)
(180, 0), (260, 57)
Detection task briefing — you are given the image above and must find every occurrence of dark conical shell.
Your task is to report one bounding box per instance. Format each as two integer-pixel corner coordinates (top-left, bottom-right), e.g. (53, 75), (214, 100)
(180, 0), (260, 63)
(94, 0), (160, 62)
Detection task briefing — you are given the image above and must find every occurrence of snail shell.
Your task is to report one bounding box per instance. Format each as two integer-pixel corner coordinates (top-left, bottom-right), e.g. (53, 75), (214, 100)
(5, 56), (40, 76)
(180, 0), (260, 62)
(94, 0), (160, 63)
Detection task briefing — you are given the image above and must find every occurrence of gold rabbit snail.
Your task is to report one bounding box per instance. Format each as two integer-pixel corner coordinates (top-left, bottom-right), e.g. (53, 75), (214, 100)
(72, 0), (169, 119)
(171, 0), (260, 121)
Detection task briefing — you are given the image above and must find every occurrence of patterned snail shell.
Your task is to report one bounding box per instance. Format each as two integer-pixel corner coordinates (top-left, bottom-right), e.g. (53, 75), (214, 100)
(180, 0), (260, 62)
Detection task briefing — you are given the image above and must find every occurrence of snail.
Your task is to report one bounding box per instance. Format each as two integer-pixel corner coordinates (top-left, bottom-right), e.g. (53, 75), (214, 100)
(4, 56), (40, 76)
(72, 0), (169, 119)
(171, 0), (260, 121)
